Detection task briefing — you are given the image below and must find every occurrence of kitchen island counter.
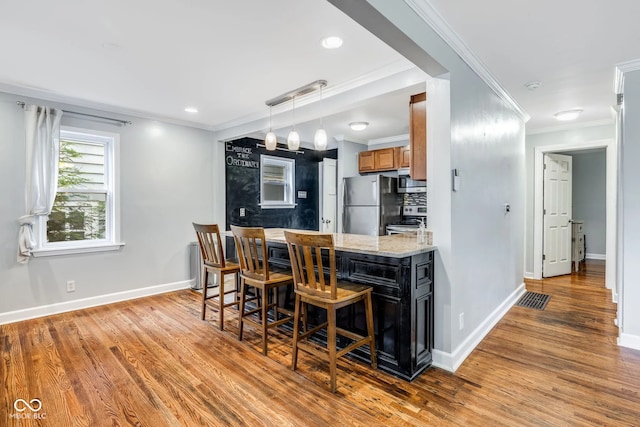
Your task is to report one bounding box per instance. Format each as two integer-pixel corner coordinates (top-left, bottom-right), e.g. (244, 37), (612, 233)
(260, 228), (435, 258)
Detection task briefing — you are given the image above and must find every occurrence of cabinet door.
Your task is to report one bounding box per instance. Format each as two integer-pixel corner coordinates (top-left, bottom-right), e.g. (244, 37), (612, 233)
(358, 151), (375, 173)
(374, 147), (396, 171)
(396, 145), (411, 169)
(410, 92), (427, 180)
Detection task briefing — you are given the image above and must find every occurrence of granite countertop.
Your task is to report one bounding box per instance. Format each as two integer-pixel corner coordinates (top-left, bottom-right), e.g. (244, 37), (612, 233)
(261, 228), (435, 258)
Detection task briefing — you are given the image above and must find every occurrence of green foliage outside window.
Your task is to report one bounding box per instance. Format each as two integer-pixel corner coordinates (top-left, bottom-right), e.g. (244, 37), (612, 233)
(47, 140), (107, 242)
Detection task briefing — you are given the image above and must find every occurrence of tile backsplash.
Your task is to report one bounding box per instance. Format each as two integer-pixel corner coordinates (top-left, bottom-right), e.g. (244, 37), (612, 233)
(403, 192), (426, 206)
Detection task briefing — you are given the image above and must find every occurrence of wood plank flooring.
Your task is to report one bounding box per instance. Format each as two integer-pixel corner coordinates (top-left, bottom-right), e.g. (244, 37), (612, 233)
(2, 260), (639, 426)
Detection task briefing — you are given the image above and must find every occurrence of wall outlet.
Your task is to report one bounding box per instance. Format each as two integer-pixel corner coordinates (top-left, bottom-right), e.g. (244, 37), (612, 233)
(239, 207), (246, 217)
(66, 280), (76, 293)
(459, 312), (464, 330)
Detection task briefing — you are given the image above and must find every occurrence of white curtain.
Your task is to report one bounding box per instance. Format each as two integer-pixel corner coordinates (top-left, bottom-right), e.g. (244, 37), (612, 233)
(17, 105), (63, 264)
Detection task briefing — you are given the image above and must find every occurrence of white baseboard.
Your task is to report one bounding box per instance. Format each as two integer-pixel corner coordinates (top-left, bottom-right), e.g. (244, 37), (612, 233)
(524, 272), (535, 279)
(586, 253), (606, 260)
(0, 279), (193, 325)
(431, 282), (527, 372)
(618, 333), (640, 351)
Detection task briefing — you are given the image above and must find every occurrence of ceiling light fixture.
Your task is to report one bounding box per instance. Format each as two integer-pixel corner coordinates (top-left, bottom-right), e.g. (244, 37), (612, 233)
(313, 83), (327, 150)
(349, 121), (369, 131)
(321, 36), (343, 49)
(265, 80), (327, 151)
(553, 108), (583, 121)
(265, 106), (277, 150)
(184, 107), (198, 113)
(524, 81), (542, 91)
(287, 96), (300, 151)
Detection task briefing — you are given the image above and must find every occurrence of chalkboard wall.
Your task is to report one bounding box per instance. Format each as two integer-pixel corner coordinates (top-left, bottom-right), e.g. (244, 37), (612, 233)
(225, 137), (337, 231)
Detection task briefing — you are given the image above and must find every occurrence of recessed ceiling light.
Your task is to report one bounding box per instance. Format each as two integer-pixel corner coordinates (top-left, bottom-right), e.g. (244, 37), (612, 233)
(184, 107), (198, 113)
(321, 36), (343, 49)
(349, 121), (369, 131)
(553, 108), (583, 121)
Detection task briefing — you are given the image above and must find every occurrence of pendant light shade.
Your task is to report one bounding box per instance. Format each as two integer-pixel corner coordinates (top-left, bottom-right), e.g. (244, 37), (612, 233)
(264, 106), (277, 150)
(287, 96), (300, 150)
(287, 130), (300, 150)
(313, 83), (328, 150)
(265, 131), (277, 150)
(314, 128), (327, 150)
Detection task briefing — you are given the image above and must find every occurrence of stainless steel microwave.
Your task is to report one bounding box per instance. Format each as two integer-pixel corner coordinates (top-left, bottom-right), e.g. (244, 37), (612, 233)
(397, 168), (426, 193)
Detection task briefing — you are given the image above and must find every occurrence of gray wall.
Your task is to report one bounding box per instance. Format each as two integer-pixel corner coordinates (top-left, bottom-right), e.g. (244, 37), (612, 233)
(621, 69), (640, 341)
(341, 0), (526, 359)
(571, 150), (606, 256)
(0, 91), (216, 315)
(524, 124), (614, 274)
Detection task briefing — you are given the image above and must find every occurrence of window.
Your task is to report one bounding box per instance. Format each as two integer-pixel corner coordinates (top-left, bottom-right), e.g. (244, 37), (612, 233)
(33, 127), (122, 256)
(260, 155), (295, 208)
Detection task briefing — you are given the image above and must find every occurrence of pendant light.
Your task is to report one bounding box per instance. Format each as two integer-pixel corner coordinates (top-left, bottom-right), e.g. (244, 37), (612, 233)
(314, 83), (328, 150)
(264, 106), (277, 150)
(287, 96), (300, 151)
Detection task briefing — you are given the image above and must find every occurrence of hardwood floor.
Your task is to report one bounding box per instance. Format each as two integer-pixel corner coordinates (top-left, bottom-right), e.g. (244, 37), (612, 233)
(2, 260), (639, 426)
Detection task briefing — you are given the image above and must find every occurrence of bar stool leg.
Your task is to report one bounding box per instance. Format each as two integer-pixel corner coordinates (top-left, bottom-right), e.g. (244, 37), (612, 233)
(238, 278), (246, 341)
(364, 293), (377, 368)
(261, 286), (269, 355)
(291, 294), (301, 371)
(327, 306), (337, 393)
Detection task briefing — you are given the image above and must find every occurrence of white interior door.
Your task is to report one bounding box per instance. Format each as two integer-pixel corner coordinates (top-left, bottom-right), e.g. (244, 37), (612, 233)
(320, 158), (337, 233)
(543, 153), (573, 277)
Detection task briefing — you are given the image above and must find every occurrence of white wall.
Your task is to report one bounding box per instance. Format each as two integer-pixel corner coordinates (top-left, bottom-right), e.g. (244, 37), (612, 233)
(334, 0), (526, 370)
(524, 124), (615, 274)
(620, 69), (640, 348)
(0, 91), (217, 321)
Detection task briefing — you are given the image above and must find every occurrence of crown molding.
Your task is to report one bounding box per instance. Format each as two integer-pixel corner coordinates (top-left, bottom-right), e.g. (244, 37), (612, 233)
(368, 133), (409, 145)
(526, 118), (614, 136)
(614, 59), (640, 94)
(403, 0), (529, 123)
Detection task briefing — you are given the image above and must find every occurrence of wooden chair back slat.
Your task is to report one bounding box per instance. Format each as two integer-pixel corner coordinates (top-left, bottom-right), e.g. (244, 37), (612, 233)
(192, 223), (226, 268)
(284, 231), (337, 300)
(231, 225), (270, 281)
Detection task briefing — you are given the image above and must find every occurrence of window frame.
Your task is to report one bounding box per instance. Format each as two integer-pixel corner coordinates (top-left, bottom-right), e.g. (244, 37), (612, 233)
(32, 126), (124, 257)
(259, 154), (296, 209)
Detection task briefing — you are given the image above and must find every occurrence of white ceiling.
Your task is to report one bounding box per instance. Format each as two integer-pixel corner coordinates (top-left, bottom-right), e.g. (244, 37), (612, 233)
(1, 0), (636, 145)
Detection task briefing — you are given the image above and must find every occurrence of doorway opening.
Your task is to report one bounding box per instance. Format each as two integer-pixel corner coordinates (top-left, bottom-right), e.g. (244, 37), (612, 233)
(533, 139), (617, 300)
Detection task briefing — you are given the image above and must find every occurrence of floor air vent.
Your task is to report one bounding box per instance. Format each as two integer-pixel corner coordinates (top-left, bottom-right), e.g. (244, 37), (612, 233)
(516, 292), (550, 310)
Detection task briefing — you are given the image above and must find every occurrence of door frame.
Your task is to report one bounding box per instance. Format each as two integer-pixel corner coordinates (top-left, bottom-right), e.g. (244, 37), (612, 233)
(533, 139), (617, 297)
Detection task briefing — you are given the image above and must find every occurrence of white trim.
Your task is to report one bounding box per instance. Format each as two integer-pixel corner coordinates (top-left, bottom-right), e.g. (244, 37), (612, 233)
(533, 139), (617, 296)
(524, 271), (535, 279)
(614, 59), (640, 94)
(404, 0), (529, 123)
(31, 242), (125, 257)
(586, 253), (606, 261)
(0, 280), (192, 325)
(368, 133), (409, 146)
(431, 283), (526, 372)
(618, 333), (640, 351)
(526, 119), (614, 136)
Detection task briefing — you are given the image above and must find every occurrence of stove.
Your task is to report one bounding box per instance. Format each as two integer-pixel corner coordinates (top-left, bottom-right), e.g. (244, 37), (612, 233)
(386, 205), (426, 234)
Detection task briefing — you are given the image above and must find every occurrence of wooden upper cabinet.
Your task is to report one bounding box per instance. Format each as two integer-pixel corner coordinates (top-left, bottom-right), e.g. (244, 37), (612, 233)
(374, 147), (396, 171)
(409, 92), (427, 180)
(358, 147), (396, 173)
(395, 145), (411, 169)
(358, 151), (375, 172)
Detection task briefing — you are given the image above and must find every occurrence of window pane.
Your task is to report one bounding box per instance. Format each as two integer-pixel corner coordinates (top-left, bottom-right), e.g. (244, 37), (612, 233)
(47, 192), (106, 242)
(59, 139), (105, 190)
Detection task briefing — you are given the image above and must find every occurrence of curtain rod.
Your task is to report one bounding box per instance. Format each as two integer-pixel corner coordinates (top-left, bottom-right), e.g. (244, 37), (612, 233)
(16, 101), (132, 126)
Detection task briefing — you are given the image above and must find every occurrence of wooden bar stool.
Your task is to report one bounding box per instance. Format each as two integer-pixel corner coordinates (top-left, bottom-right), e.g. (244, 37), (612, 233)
(192, 223), (240, 330)
(284, 230), (377, 393)
(231, 225), (294, 356)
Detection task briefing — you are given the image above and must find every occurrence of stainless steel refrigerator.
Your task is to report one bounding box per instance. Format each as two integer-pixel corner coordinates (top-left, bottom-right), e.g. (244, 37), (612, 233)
(342, 175), (401, 236)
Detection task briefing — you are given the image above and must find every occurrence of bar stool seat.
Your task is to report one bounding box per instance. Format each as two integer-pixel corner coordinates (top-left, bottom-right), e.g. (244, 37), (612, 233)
(284, 230), (377, 393)
(192, 223), (240, 331)
(231, 225), (294, 356)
